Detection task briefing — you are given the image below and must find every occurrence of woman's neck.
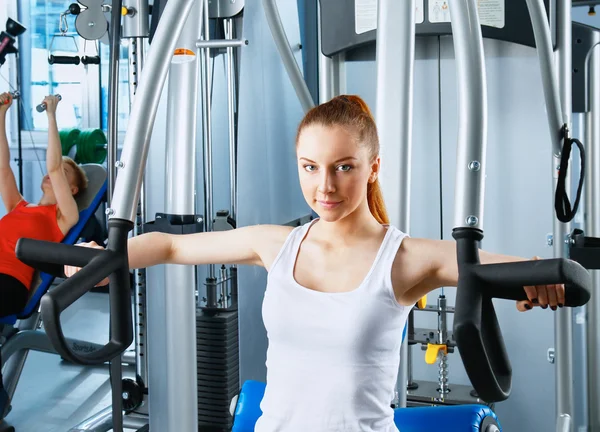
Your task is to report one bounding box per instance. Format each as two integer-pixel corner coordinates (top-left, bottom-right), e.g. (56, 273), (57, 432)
(315, 203), (384, 244)
(38, 194), (56, 206)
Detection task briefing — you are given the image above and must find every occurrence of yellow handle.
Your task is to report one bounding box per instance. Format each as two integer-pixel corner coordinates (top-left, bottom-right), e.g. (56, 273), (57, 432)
(416, 295), (427, 309)
(121, 6), (129, 16)
(425, 343), (448, 364)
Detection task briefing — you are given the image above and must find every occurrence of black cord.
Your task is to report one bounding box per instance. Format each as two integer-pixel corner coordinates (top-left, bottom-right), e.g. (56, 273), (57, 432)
(555, 125), (585, 223)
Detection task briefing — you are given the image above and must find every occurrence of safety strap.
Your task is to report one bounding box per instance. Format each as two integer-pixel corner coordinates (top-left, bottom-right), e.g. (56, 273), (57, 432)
(555, 125), (585, 223)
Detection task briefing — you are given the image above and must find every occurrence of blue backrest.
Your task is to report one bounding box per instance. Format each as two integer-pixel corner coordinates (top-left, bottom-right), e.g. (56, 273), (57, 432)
(0, 164), (107, 325)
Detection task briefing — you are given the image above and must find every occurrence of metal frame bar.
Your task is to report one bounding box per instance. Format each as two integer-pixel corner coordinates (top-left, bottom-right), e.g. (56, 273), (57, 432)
(449, 0), (488, 232)
(375, 0), (416, 408)
(200, 0), (216, 284)
(554, 1), (575, 426)
(262, 0), (315, 113)
(585, 42), (600, 432)
(154, 0), (203, 428)
(106, 0), (123, 206)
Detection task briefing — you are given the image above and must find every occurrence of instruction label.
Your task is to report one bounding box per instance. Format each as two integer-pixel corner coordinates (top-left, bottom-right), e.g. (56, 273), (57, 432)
(355, 0), (425, 35)
(429, 0), (505, 29)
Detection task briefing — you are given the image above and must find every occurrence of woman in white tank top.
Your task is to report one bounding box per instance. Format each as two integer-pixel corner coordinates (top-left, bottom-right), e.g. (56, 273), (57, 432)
(67, 95), (564, 432)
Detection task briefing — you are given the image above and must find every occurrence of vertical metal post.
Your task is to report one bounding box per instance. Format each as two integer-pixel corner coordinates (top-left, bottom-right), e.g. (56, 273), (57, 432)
(585, 43), (600, 432)
(555, 1), (574, 426)
(224, 18), (236, 221)
(224, 18), (237, 307)
(149, 0), (203, 430)
(107, 0), (123, 206)
(123, 0), (150, 389)
(317, 0), (333, 104)
(375, 0), (416, 408)
(200, 0), (216, 283)
(130, 38), (148, 388)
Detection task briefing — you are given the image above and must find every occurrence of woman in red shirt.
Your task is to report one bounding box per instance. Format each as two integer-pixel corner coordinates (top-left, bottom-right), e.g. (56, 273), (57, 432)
(0, 92), (87, 318)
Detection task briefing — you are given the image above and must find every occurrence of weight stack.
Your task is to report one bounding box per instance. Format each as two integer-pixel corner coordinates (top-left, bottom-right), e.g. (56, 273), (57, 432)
(197, 309), (240, 431)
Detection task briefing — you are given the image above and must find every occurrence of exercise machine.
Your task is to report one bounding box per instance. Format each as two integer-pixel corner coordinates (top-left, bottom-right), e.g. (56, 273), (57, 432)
(0, 164), (108, 432)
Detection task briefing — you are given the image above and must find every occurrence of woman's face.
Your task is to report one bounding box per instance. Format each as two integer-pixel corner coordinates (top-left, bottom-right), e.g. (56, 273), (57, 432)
(41, 163), (79, 196)
(296, 124), (379, 222)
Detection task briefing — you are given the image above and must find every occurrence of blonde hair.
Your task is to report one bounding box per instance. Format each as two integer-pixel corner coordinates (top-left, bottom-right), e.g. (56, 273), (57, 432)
(62, 156), (88, 197)
(296, 95), (389, 224)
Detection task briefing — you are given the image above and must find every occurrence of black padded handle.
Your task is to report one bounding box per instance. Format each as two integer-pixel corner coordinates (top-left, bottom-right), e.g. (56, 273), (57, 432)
(16, 219), (133, 366)
(81, 55), (100, 65)
(473, 258), (590, 306)
(452, 228), (591, 403)
(48, 55), (81, 65)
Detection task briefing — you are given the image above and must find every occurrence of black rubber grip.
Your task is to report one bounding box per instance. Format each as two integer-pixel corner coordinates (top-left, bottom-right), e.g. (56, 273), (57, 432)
(15, 220), (134, 366)
(473, 258), (590, 306)
(452, 228), (591, 403)
(81, 55), (101, 65)
(48, 55), (81, 65)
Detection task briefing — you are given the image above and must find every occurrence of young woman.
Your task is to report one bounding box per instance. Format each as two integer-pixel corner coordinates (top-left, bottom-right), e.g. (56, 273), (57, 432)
(67, 95), (561, 431)
(0, 92), (87, 317)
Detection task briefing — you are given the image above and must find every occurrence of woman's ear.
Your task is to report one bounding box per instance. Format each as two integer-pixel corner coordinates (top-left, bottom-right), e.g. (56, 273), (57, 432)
(369, 156), (381, 183)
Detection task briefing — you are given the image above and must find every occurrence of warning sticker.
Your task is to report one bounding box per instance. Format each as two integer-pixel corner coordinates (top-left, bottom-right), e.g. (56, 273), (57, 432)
(355, 0), (377, 35)
(354, 0), (425, 34)
(478, 0), (505, 29)
(428, 0), (451, 23)
(428, 0), (505, 29)
(416, 0), (424, 24)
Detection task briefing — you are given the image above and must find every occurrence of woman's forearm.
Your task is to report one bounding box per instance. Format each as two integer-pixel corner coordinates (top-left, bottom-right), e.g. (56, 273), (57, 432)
(0, 114), (11, 170)
(46, 113), (62, 173)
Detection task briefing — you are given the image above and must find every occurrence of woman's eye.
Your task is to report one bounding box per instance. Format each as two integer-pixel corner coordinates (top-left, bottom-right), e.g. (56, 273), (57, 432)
(337, 165), (352, 172)
(304, 165), (316, 172)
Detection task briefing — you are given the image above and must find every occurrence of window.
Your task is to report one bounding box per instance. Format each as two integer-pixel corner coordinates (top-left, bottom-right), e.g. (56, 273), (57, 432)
(16, 0), (130, 134)
(99, 42), (130, 132)
(19, 0), (87, 130)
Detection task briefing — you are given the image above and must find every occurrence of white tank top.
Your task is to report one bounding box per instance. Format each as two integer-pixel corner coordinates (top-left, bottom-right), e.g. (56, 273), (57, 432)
(256, 220), (411, 432)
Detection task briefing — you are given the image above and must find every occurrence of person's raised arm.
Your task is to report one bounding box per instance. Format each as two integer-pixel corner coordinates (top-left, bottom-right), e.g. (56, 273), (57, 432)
(44, 96), (78, 226)
(0, 93), (23, 212)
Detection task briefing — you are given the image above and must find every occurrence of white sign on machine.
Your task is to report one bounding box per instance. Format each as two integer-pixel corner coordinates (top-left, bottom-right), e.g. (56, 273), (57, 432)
(355, 0), (425, 35)
(429, 0), (505, 28)
(355, 0), (505, 34)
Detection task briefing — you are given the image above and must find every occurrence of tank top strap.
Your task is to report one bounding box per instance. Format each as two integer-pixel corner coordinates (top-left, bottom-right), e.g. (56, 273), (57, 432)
(376, 226), (409, 277)
(268, 219), (316, 275)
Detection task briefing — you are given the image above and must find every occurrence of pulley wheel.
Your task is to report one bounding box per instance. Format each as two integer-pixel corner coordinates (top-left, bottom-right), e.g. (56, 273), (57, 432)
(121, 378), (144, 413)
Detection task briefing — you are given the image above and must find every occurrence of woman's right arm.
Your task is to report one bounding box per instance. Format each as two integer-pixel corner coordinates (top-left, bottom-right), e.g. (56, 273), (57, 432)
(129, 224), (289, 269)
(66, 224), (292, 280)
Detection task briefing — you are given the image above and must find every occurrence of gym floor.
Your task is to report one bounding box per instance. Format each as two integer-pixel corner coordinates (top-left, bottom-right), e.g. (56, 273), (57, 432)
(5, 291), (138, 432)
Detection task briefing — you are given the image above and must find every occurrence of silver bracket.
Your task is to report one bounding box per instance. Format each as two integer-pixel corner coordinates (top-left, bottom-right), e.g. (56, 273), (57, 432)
(547, 348), (555, 364)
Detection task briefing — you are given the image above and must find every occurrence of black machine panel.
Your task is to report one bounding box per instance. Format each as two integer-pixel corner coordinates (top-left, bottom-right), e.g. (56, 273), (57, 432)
(319, 0), (555, 57)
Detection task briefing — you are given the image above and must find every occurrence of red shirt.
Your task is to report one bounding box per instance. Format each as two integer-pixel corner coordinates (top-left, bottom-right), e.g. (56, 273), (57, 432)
(0, 200), (65, 289)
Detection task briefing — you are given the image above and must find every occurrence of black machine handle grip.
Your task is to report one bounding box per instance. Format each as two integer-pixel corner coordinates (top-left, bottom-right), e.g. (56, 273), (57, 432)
(473, 258), (590, 306)
(15, 220), (133, 366)
(48, 55), (81, 65)
(81, 55), (101, 65)
(452, 228), (591, 403)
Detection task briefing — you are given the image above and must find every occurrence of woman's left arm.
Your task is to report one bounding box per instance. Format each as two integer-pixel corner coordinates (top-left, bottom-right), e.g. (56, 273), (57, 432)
(392, 238), (564, 311)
